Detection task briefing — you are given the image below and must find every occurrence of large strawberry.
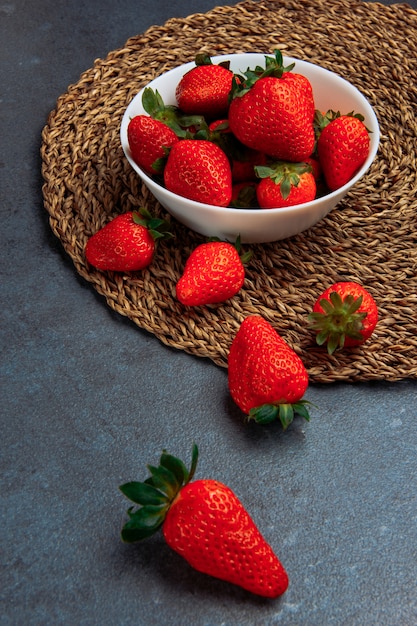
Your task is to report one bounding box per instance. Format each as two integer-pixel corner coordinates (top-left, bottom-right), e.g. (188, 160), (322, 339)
(175, 54), (234, 119)
(164, 139), (232, 206)
(119, 444), (289, 598)
(255, 161), (316, 208)
(176, 240), (249, 306)
(85, 208), (173, 272)
(228, 50), (315, 162)
(228, 315), (311, 429)
(316, 110), (370, 190)
(308, 281), (378, 354)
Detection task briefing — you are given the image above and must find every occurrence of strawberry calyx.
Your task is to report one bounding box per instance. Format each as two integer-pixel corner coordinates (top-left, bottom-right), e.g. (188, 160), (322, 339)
(230, 48), (295, 99)
(313, 109), (368, 141)
(194, 52), (231, 72)
(255, 161), (313, 200)
(141, 87), (206, 138)
(248, 400), (312, 430)
(308, 291), (368, 354)
(132, 207), (174, 242)
(120, 444), (199, 542)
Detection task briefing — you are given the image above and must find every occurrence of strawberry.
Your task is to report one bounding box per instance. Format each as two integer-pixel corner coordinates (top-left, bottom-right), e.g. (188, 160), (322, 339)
(119, 444), (289, 598)
(228, 50), (315, 162)
(208, 119), (267, 183)
(255, 161), (316, 208)
(228, 315), (311, 429)
(163, 139), (232, 206)
(316, 111), (370, 190)
(85, 208), (173, 272)
(176, 240), (249, 306)
(176, 54), (234, 119)
(230, 181), (259, 208)
(308, 281), (378, 354)
(231, 148), (267, 183)
(127, 115), (179, 175)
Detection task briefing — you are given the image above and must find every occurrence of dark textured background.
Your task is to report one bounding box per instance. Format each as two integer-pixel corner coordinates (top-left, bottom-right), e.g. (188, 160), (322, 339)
(1, 1), (417, 624)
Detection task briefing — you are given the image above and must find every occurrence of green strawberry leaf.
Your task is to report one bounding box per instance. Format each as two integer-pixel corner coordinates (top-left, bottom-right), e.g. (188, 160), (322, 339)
(160, 450), (188, 485)
(147, 464), (180, 499)
(132, 208), (174, 243)
(195, 53), (213, 66)
(249, 400), (313, 429)
(119, 481), (168, 506)
(119, 444), (199, 543)
(188, 443), (199, 484)
(121, 505), (167, 542)
(248, 404), (279, 424)
(309, 290), (368, 354)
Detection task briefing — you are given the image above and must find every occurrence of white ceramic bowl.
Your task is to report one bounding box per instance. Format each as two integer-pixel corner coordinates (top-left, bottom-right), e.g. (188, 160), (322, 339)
(120, 53), (380, 243)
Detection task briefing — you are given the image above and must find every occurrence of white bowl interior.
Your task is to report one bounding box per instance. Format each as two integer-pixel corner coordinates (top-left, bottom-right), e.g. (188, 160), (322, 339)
(121, 53), (380, 243)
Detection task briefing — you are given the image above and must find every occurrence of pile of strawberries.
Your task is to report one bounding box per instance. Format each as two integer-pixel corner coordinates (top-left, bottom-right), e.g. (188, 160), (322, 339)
(83, 50), (379, 599)
(127, 49), (371, 209)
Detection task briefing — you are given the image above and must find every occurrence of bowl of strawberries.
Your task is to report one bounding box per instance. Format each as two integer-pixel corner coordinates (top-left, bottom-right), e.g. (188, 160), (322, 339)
(120, 51), (380, 244)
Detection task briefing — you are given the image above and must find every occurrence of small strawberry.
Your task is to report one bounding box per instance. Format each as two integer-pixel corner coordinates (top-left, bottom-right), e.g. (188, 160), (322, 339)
(228, 50), (315, 162)
(308, 281), (378, 354)
(228, 315), (311, 429)
(176, 239), (249, 306)
(176, 54), (234, 119)
(316, 110), (370, 190)
(229, 181), (259, 208)
(85, 208), (173, 272)
(231, 148), (267, 183)
(255, 161), (316, 208)
(164, 139), (232, 206)
(127, 115), (179, 175)
(207, 120), (267, 183)
(119, 444), (289, 598)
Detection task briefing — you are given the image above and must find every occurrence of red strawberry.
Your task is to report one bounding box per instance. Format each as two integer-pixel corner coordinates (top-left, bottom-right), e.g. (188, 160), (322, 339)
(85, 208), (173, 272)
(176, 240), (248, 306)
(304, 156), (321, 182)
(231, 148), (267, 183)
(308, 281), (378, 354)
(230, 181), (259, 208)
(316, 111), (370, 190)
(164, 139), (232, 206)
(228, 50), (315, 162)
(228, 315), (311, 429)
(120, 444), (289, 598)
(255, 161), (316, 208)
(127, 115), (179, 175)
(176, 54), (234, 119)
(207, 120), (267, 183)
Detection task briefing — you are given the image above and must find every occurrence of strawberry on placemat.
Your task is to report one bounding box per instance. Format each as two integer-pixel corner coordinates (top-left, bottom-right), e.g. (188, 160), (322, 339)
(228, 315), (311, 430)
(308, 281), (378, 354)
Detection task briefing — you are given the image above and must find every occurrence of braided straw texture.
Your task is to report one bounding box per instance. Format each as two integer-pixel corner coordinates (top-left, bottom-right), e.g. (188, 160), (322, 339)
(41, 0), (417, 382)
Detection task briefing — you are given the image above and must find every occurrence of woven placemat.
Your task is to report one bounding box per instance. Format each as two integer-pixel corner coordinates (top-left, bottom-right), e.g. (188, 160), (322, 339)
(41, 0), (417, 383)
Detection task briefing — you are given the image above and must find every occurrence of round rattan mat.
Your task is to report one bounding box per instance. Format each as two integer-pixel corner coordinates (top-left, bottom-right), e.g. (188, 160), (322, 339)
(41, 0), (417, 383)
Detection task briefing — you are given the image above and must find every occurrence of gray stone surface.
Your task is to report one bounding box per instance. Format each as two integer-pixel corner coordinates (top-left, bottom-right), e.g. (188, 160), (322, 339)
(1, 1), (417, 624)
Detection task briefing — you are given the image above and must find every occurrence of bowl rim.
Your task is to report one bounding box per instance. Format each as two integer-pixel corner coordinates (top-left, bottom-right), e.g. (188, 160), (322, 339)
(120, 52), (380, 217)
